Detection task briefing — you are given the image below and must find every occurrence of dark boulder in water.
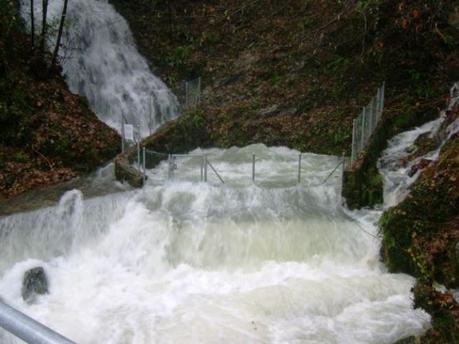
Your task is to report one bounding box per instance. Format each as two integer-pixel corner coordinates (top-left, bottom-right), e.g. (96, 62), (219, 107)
(22, 267), (49, 304)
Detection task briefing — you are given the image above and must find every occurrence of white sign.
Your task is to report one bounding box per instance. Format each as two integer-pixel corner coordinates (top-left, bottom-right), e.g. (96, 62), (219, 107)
(124, 124), (135, 142)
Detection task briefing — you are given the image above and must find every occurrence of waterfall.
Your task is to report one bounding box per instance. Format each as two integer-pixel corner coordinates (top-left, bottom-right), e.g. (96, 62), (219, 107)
(378, 82), (459, 207)
(20, 0), (179, 137)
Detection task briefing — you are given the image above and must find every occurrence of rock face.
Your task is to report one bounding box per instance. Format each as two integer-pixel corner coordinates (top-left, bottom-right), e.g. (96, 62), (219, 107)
(22, 267), (48, 304)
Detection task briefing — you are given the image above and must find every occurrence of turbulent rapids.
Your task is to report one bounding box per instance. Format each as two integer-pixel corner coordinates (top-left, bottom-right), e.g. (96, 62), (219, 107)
(0, 145), (431, 343)
(19, 0), (178, 137)
(9, 1), (458, 343)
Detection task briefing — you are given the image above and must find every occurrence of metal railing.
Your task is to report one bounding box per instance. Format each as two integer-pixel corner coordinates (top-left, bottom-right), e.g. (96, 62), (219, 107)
(351, 82), (385, 164)
(131, 148), (344, 187)
(0, 300), (75, 344)
(140, 151), (225, 184)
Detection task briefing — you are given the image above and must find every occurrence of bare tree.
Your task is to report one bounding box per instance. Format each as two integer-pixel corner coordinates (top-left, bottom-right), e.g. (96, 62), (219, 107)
(30, 0), (35, 48)
(51, 0), (69, 68)
(39, 0), (48, 54)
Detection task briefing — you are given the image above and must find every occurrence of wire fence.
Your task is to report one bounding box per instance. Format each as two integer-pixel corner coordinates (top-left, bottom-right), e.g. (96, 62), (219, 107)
(351, 82), (385, 165)
(119, 76), (202, 149)
(126, 147), (345, 187)
(177, 77), (202, 111)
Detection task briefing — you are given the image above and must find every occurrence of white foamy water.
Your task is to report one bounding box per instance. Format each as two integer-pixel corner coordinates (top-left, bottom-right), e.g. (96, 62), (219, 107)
(0, 145), (430, 343)
(378, 82), (459, 207)
(19, 0), (178, 137)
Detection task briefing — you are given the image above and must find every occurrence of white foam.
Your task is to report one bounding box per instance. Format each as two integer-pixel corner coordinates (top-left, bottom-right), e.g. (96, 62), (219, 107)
(0, 145), (431, 343)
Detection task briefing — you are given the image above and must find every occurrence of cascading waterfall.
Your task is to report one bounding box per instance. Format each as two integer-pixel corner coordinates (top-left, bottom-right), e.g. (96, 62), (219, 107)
(378, 82), (459, 207)
(19, 0), (179, 137)
(0, 145), (432, 344)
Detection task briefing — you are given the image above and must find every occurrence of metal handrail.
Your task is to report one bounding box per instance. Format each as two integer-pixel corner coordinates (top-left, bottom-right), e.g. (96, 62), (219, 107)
(0, 300), (75, 344)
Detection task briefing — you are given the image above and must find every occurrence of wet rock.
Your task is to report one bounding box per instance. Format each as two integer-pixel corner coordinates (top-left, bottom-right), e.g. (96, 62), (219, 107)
(115, 153), (145, 188)
(22, 267), (48, 304)
(408, 159), (431, 177)
(405, 144), (417, 154)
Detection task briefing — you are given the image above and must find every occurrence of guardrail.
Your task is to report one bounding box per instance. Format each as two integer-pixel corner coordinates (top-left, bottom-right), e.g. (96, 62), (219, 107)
(0, 300), (75, 344)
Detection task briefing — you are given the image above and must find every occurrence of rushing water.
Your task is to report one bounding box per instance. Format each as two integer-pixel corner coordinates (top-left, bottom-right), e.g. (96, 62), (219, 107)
(0, 145), (431, 344)
(19, 0), (178, 137)
(10, 1), (459, 342)
(378, 82), (459, 208)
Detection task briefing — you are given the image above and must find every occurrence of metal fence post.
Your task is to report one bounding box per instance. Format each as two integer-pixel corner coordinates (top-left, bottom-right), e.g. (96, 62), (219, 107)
(200, 156), (204, 182)
(142, 147), (146, 184)
(121, 118), (125, 153)
(351, 119), (356, 164)
(381, 81), (386, 114)
(298, 154), (302, 183)
(361, 107), (366, 150)
(204, 155), (208, 182)
(370, 97), (375, 134)
(252, 154), (256, 182)
(137, 141), (140, 169)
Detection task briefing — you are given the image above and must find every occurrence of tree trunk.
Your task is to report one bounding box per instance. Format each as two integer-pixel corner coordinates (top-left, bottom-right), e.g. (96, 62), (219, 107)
(40, 0), (48, 54)
(30, 0), (35, 48)
(51, 0), (69, 68)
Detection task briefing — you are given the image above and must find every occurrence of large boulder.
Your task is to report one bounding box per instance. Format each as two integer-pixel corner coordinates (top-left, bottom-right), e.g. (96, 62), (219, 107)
(22, 267), (48, 304)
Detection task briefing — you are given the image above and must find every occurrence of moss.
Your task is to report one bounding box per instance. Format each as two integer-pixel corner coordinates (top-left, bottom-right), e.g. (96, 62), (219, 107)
(13, 152), (29, 163)
(380, 209), (416, 274)
(380, 127), (459, 341)
(413, 282), (459, 343)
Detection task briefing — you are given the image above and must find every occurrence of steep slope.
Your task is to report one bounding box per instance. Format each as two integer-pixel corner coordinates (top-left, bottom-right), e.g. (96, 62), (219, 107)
(380, 100), (459, 343)
(0, 2), (120, 198)
(111, 0), (458, 155)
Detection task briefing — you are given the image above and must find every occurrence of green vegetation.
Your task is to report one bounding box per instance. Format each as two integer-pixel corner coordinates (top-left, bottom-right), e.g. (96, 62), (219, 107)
(380, 129), (459, 342)
(111, 0), (457, 159)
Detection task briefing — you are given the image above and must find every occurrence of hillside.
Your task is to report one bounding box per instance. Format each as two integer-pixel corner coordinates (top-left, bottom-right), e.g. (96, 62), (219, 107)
(0, 1), (120, 199)
(112, 0), (458, 154)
